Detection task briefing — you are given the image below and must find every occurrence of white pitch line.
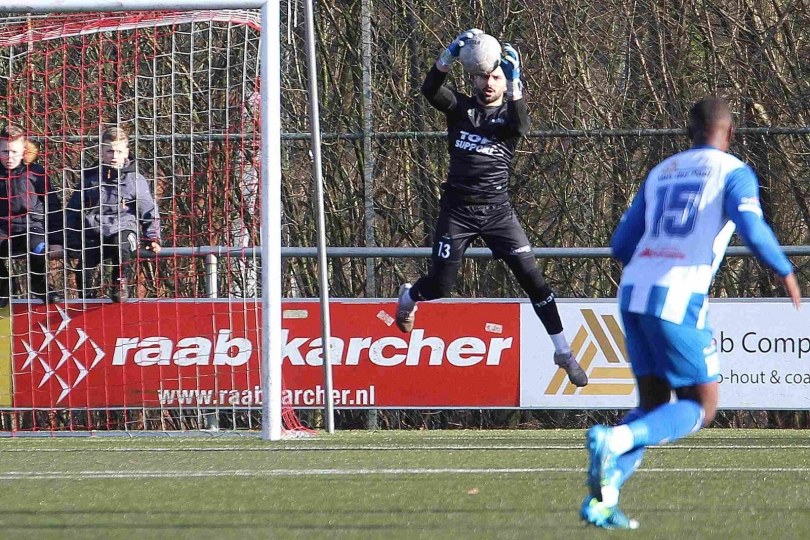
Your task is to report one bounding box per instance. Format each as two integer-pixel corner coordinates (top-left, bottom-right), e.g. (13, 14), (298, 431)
(2, 444), (810, 452)
(2, 466), (810, 480)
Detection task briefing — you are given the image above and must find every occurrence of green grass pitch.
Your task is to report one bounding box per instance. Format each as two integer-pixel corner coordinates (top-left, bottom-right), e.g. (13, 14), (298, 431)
(0, 429), (808, 539)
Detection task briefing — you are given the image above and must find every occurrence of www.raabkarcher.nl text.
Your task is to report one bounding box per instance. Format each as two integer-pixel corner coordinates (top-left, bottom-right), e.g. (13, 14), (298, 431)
(157, 385), (376, 406)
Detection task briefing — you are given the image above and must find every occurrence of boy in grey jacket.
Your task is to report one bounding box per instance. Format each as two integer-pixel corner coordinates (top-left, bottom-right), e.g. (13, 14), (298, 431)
(66, 127), (161, 302)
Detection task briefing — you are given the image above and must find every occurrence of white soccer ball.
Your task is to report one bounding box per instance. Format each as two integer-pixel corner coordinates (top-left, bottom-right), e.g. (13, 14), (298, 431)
(459, 33), (502, 74)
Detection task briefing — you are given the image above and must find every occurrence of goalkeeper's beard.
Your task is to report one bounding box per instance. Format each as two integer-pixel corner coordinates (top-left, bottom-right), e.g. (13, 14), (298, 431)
(475, 86), (502, 105)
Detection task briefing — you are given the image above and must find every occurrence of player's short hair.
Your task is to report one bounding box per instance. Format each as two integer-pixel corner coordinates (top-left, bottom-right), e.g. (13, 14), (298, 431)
(688, 98), (732, 140)
(0, 124), (25, 141)
(101, 126), (129, 145)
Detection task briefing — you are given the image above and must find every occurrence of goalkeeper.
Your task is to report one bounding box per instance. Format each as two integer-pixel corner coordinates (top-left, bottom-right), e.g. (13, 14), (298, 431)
(66, 127), (161, 302)
(394, 29), (587, 387)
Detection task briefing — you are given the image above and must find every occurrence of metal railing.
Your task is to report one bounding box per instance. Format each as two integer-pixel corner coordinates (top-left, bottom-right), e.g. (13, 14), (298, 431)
(132, 244), (810, 300)
(140, 245), (810, 260)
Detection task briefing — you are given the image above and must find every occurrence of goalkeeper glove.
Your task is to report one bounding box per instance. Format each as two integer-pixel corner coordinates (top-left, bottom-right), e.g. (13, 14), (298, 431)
(438, 28), (483, 70)
(500, 43), (523, 100)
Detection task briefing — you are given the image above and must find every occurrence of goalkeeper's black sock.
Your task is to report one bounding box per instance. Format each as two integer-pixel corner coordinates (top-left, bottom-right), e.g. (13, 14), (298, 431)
(531, 293), (564, 335)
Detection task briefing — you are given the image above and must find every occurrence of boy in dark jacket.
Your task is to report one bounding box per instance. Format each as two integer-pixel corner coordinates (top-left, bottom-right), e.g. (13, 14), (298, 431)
(0, 125), (62, 306)
(66, 127), (161, 302)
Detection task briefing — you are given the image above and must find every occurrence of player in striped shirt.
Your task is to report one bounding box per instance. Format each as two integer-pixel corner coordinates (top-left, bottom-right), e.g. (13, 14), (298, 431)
(581, 98), (801, 529)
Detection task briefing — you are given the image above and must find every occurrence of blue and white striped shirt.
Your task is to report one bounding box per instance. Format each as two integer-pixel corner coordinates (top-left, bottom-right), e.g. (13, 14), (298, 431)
(612, 145), (791, 328)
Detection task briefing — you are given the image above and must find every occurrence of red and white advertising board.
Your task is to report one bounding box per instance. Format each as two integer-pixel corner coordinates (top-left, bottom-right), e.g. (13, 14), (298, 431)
(11, 300), (520, 409)
(10, 298), (809, 410)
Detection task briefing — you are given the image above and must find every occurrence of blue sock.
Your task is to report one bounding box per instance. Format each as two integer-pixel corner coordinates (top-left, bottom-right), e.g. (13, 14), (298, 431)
(626, 399), (704, 447)
(615, 408), (646, 489)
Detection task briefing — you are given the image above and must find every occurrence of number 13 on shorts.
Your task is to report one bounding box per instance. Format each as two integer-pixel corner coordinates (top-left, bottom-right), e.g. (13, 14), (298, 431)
(436, 241), (452, 259)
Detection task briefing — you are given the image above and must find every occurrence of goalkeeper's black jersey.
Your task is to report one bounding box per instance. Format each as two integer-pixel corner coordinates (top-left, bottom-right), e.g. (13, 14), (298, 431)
(421, 65), (529, 205)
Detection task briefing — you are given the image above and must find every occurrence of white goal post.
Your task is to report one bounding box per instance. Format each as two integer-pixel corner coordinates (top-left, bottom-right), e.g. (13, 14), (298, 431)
(5, 1), (284, 440)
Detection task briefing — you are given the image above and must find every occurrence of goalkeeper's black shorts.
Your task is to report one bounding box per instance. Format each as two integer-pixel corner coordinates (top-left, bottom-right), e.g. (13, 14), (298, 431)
(431, 201), (534, 263)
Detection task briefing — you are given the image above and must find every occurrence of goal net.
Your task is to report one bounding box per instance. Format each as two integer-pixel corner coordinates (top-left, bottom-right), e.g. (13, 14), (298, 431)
(0, 10), (310, 435)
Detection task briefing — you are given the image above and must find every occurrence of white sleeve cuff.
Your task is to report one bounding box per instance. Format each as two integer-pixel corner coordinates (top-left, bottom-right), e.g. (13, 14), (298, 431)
(506, 79), (523, 100)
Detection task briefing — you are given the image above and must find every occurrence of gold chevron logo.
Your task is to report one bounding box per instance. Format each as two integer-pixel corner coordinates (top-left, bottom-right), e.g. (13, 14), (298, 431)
(544, 309), (635, 395)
